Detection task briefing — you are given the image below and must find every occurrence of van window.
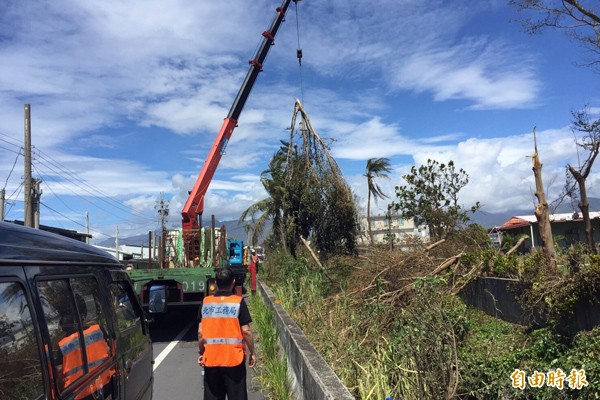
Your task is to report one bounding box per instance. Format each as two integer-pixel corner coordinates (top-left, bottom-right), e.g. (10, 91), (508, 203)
(109, 281), (143, 332)
(0, 281), (43, 400)
(38, 277), (113, 393)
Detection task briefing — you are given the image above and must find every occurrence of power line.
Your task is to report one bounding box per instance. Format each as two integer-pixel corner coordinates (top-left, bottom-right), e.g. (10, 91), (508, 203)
(32, 163), (156, 228)
(0, 130), (23, 148)
(0, 129), (157, 223)
(4, 182), (23, 218)
(33, 150), (156, 222)
(3, 147), (22, 190)
(40, 201), (99, 235)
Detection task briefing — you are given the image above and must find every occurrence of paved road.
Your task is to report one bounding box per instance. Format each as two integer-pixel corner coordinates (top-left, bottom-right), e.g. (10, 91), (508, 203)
(150, 308), (265, 400)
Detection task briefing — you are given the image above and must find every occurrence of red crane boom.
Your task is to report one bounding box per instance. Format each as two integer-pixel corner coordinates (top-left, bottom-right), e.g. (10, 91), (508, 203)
(181, 0), (297, 260)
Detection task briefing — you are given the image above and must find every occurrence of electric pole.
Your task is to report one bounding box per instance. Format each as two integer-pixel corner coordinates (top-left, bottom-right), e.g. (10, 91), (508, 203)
(24, 104), (33, 227)
(85, 211), (90, 243)
(155, 193), (169, 268)
(115, 226), (120, 260)
(32, 178), (42, 229)
(0, 189), (4, 222)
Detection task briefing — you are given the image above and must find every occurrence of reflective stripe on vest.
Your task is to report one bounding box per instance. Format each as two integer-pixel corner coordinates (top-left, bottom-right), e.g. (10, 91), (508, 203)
(203, 338), (244, 345)
(201, 295), (245, 367)
(59, 324), (111, 388)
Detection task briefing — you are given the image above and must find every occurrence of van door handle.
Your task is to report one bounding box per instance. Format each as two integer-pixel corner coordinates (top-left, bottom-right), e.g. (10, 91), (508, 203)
(125, 360), (132, 373)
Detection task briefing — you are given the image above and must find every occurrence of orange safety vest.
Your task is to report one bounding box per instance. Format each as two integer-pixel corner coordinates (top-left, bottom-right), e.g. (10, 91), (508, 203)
(200, 294), (245, 367)
(59, 324), (113, 398)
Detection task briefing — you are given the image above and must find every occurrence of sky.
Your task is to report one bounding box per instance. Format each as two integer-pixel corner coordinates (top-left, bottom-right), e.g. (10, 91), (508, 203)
(1, 0), (599, 243)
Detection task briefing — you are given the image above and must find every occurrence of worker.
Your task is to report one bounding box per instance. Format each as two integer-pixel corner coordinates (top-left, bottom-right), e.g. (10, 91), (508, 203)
(198, 267), (256, 400)
(57, 296), (114, 399)
(251, 250), (260, 273)
(248, 250), (259, 294)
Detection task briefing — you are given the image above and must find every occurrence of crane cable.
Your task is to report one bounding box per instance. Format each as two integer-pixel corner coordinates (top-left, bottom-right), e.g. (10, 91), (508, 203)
(294, 0), (304, 104)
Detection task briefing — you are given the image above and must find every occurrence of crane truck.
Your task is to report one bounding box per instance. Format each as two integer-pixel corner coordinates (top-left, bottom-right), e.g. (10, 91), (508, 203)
(126, 0), (297, 314)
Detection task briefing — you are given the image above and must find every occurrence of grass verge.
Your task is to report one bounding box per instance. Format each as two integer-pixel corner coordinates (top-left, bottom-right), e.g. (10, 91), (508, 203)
(247, 292), (291, 400)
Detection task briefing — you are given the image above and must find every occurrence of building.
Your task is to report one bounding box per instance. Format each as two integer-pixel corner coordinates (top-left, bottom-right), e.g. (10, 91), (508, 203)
(493, 211), (600, 251)
(358, 213), (429, 246)
(5, 220), (91, 242)
(93, 243), (157, 261)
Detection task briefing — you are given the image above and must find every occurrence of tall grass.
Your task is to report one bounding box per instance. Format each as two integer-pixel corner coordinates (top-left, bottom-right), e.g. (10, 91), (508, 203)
(247, 293), (291, 400)
(261, 249), (600, 399)
(271, 256), (421, 399)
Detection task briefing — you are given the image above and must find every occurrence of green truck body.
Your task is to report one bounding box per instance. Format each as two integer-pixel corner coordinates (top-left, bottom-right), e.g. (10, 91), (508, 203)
(125, 227), (230, 311)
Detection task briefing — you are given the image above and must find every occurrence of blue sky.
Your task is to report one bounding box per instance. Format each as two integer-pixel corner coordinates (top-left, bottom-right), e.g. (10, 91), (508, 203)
(1, 0), (599, 242)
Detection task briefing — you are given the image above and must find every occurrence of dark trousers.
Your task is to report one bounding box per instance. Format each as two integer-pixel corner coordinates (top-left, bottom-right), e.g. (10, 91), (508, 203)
(204, 361), (247, 400)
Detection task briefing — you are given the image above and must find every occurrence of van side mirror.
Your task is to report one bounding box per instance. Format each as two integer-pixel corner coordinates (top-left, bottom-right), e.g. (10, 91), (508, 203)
(148, 285), (167, 314)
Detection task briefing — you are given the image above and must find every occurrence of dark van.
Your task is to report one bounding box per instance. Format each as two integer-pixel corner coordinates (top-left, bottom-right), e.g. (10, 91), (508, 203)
(0, 222), (153, 400)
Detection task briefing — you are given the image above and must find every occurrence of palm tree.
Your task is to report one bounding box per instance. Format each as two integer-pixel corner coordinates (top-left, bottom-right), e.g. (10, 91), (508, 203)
(239, 142), (288, 251)
(364, 157), (392, 246)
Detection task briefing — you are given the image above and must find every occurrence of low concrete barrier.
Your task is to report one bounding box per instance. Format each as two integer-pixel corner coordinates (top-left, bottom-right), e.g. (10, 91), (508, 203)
(458, 277), (600, 335)
(257, 280), (355, 400)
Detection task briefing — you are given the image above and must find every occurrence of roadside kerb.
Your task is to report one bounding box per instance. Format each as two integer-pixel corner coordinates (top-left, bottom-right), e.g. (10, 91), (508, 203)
(257, 280), (355, 400)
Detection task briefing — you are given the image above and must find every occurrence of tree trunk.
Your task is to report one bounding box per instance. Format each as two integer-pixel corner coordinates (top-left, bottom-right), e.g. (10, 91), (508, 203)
(367, 191), (373, 246)
(531, 128), (556, 262)
(278, 217), (287, 253)
(568, 165), (597, 254)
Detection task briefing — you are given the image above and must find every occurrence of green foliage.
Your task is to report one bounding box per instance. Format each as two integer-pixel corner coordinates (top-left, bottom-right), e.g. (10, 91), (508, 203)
(246, 293), (291, 400)
(500, 233), (528, 253)
(390, 159), (480, 240)
(365, 157), (392, 201)
(365, 157), (392, 245)
(252, 138), (359, 258)
(261, 247), (600, 400)
(459, 309), (528, 399)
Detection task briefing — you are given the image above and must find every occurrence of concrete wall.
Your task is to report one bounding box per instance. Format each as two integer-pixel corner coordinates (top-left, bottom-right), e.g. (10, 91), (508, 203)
(458, 277), (600, 335)
(257, 280), (355, 400)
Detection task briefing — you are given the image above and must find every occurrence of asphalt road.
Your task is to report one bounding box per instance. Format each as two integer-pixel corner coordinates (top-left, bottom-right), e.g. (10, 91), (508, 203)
(150, 308), (265, 400)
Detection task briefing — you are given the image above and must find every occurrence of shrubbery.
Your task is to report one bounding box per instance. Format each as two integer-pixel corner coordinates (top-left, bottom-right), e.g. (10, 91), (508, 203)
(261, 245), (600, 399)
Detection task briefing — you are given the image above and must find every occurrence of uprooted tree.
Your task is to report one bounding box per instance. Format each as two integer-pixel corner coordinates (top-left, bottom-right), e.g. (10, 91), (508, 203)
(239, 142), (288, 251)
(282, 100), (359, 257)
(242, 100), (359, 258)
(390, 159), (480, 241)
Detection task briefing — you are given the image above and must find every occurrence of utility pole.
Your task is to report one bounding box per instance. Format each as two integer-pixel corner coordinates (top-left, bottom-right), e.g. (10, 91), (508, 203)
(32, 178), (42, 229)
(85, 211), (90, 244)
(0, 189), (5, 222)
(24, 104), (33, 227)
(147, 231), (152, 269)
(386, 210), (394, 251)
(155, 193), (169, 268)
(115, 226), (120, 260)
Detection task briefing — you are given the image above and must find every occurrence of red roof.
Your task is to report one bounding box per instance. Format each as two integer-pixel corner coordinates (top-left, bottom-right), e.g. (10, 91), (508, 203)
(497, 217), (530, 231)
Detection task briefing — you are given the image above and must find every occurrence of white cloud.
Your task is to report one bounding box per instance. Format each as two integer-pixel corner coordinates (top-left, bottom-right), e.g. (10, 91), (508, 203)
(0, 0), (590, 237)
(345, 126), (600, 219)
(392, 39), (540, 109)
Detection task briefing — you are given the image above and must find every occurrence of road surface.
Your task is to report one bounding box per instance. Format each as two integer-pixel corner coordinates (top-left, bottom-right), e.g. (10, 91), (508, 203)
(150, 308), (265, 400)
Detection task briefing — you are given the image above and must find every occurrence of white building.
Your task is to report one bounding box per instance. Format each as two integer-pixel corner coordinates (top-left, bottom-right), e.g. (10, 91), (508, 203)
(358, 214), (429, 246)
(93, 243), (156, 261)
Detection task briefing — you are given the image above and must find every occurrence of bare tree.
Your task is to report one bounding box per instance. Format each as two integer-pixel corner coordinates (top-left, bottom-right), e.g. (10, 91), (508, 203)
(531, 127), (556, 262)
(565, 107), (600, 254)
(511, 0), (600, 70)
